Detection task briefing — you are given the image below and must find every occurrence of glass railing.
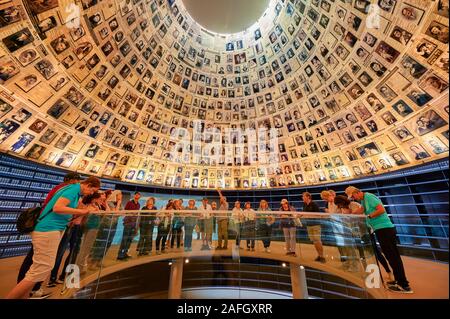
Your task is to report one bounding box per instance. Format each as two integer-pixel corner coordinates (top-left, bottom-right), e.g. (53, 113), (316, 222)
(54, 210), (388, 299)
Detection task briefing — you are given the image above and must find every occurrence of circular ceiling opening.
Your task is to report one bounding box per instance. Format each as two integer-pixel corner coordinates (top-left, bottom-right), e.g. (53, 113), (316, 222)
(182, 0), (270, 34)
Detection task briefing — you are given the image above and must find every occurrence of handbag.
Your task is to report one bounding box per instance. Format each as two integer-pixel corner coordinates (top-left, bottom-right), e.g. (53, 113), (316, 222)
(294, 217), (303, 227)
(16, 185), (70, 234)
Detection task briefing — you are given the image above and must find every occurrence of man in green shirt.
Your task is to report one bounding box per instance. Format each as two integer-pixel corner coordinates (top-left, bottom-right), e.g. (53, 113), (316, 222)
(345, 186), (412, 294)
(6, 177), (101, 299)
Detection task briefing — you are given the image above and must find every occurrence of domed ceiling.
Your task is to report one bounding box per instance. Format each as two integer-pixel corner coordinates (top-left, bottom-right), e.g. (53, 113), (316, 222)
(0, 0), (448, 190)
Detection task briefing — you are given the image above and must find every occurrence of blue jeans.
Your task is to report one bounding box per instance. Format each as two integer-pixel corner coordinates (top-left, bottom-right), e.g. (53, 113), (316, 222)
(184, 218), (197, 248)
(52, 225), (83, 281)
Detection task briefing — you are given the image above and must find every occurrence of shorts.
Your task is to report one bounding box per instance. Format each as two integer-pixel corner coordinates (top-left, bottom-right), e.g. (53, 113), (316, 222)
(204, 218), (213, 235)
(307, 225), (322, 243)
(198, 219), (205, 232)
(24, 231), (63, 282)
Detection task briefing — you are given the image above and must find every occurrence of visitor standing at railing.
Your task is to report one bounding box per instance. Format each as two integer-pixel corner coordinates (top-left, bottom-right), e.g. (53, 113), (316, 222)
(321, 190), (358, 271)
(302, 192), (326, 263)
(137, 197), (157, 256)
(155, 201), (173, 254)
(76, 192), (106, 273)
(171, 199), (185, 249)
(280, 199), (297, 257)
(334, 195), (394, 281)
(6, 177), (101, 299)
(231, 201), (244, 249)
(48, 193), (96, 288)
(216, 189), (229, 250)
(103, 189), (122, 253)
(117, 192), (141, 260)
(184, 199), (198, 251)
(257, 200), (274, 253)
(17, 172), (81, 299)
(345, 186), (413, 294)
(198, 197), (212, 250)
(243, 202), (256, 251)
(88, 191), (112, 269)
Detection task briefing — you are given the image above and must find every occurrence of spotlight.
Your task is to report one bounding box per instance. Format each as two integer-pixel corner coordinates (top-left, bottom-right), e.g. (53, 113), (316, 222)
(168, 262), (172, 266)
(282, 263), (287, 267)
(185, 258), (189, 264)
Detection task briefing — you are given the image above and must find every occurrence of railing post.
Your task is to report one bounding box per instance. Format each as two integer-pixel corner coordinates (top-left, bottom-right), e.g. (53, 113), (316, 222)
(168, 258), (184, 299)
(290, 264), (308, 299)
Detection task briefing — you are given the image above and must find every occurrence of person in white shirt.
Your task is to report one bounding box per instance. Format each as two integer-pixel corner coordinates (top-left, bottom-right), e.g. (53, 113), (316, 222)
(243, 202), (256, 251)
(257, 200), (274, 252)
(198, 197), (212, 250)
(155, 201), (173, 254)
(231, 201), (244, 249)
(216, 190), (229, 250)
(321, 190), (357, 271)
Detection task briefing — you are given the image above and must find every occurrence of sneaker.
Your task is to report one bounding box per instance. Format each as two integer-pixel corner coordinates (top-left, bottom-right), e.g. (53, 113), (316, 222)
(265, 248), (271, 253)
(388, 283), (414, 294)
(46, 280), (56, 288)
(386, 280), (397, 286)
(55, 279), (64, 284)
(156, 251), (161, 255)
(29, 288), (51, 299)
(215, 246), (223, 250)
(315, 256), (326, 263)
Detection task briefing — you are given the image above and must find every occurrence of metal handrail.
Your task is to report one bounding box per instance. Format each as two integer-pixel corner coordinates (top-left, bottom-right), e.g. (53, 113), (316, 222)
(87, 209), (368, 219)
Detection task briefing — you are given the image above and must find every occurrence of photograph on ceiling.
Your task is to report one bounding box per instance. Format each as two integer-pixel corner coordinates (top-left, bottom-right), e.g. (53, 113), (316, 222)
(425, 21), (449, 44)
(0, 98), (13, 119)
(356, 142), (382, 158)
(11, 108), (32, 123)
(408, 144), (431, 160)
(48, 74), (69, 92)
(2, 28), (34, 53)
(0, 5), (22, 27)
(10, 132), (34, 153)
(54, 132), (73, 149)
(0, 58), (19, 83)
(375, 41), (400, 64)
(413, 109), (448, 136)
(392, 126), (415, 142)
(24, 143), (46, 159)
(398, 2), (425, 24)
(435, 0), (449, 17)
(55, 152), (76, 168)
(0, 118), (20, 143)
(377, 156), (393, 170)
(37, 16), (57, 33)
(39, 128), (58, 144)
(16, 73), (40, 92)
(47, 99), (69, 119)
(425, 136), (449, 154)
(418, 73), (449, 95)
(392, 100), (414, 117)
(404, 86), (433, 107)
(16, 48), (39, 66)
(35, 59), (56, 80)
(28, 119), (47, 133)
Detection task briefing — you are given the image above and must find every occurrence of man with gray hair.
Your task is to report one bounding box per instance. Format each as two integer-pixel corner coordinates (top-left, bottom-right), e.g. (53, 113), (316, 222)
(345, 186), (412, 294)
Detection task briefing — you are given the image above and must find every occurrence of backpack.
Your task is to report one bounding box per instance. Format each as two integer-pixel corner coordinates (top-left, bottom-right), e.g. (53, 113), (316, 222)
(16, 185), (70, 234)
